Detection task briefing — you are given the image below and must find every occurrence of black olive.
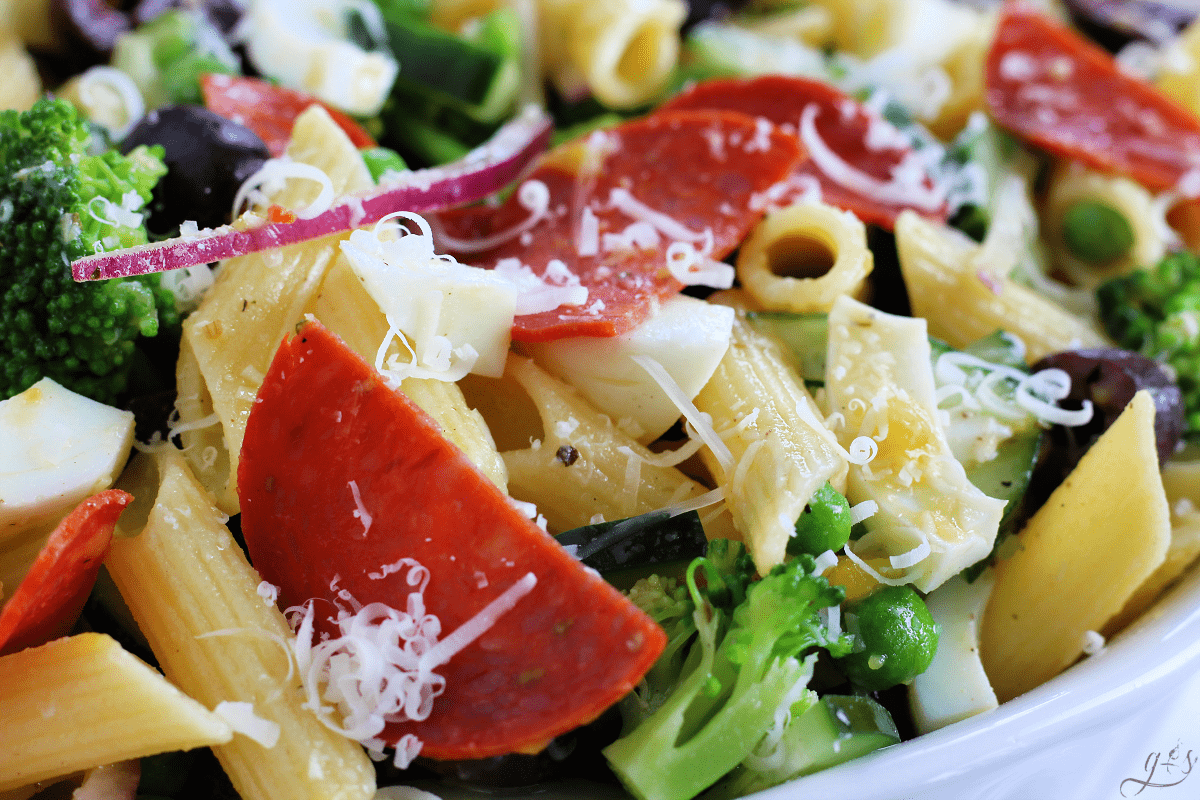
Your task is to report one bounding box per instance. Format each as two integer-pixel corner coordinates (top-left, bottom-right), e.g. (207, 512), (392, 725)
(121, 105), (270, 233)
(1064, 0), (1196, 51)
(51, 0), (131, 60)
(1022, 348), (1184, 515)
(132, 0), (245, 35)
(392, 706), (622, 790)
(681, 0), (752, 33)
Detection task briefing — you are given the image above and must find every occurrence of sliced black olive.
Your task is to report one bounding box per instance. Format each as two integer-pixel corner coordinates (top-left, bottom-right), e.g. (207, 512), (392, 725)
(1023, 348), (1184, 515)
(51, 0), (131, 59)
(121, 105), (270, 233)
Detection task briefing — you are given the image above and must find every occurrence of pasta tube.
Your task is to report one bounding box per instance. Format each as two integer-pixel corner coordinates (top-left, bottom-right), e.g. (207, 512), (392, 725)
(0, 37), (40, 112)
(106, 448), (377, 800)
(825, 294), (1005, 593)
(498, 356), (737, 540)
(0, 633), (232, 792)
(980, 392), (1170, 702)
(1104, 456), (1200, 634)
(736, 202), (873, 314)
(896, 210), (1109, 363)
(694, 312), (847, 575)
(177, 105), (373, 513)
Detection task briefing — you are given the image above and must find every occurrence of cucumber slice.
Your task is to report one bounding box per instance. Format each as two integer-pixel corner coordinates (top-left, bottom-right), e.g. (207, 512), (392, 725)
(764, 694), (900, 779)
(383, 12), (519, 122)
(744, 311), (829, 385)
(709, 694), (899, 799)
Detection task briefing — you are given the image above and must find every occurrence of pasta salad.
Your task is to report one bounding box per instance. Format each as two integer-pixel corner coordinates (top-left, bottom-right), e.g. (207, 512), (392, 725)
(4, 0), (1200, 799)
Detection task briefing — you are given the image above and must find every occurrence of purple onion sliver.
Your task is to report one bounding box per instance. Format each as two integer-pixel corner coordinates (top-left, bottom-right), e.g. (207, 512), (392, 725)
(73, 105), (553, 282)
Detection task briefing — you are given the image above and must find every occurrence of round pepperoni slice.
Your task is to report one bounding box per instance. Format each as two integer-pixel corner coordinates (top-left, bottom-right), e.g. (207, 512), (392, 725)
(657, 75), (950, 229)
(435, 109), (804, 342)
(986, 4), (1200, 192)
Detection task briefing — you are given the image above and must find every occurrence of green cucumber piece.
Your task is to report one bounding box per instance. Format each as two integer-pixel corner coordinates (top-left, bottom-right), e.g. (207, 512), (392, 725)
(709, 694), (899, 799)
(383, 12), (519, 122)
(744, 311), (829, 385)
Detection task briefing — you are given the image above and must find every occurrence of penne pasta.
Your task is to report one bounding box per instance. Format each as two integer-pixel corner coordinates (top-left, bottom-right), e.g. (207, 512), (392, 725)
(980, 392), (1170, 702)
(694, 311), (847, 574)
(496, 356), (738, 539)
(538, 0), (685, 108)
(0, 37), (40, 113)
(106, 447), (377, 800)
(896, 210), (1110, 363)
(312, 257), (510, 491)
(825, 294), (1005, 592)
(176, 105), (373, 513)
(1041, 161), (1168, 290)
(0, 633), (232, 791)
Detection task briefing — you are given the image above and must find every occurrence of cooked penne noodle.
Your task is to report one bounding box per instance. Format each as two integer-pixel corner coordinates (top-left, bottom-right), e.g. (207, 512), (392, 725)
(825, 294), (1005, 592)
(176, 106), (373, 512)
(431, 0), (684, 108)
(980, 392), (1170, 702)
(1105, 456), (1200, 634)
(496, 356), (737, 539)
(736, 201), (873, 313)
(896, 210), (1109, 363)
(0, 37), (41, 113)
(732, 4), (834, 48)
(106, 448), (377, 800)
(694, 312), (847, 574)
(0, 633), (232, 792)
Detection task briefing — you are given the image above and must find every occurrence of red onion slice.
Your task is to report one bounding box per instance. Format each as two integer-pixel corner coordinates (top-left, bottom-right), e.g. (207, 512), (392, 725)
(72, 105), (553, 282)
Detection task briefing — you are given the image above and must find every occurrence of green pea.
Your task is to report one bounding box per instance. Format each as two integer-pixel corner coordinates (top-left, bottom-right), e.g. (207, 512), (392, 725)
(1061, 200), (1134, 264)
(835, 585), (938, 691)
(360, 147), (409, 183)
(788, 482), (851, 556)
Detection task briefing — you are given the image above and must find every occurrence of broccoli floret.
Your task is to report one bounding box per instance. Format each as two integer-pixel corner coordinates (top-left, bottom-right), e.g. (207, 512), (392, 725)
(603, 541), (852, 800)
(0, 97), (175, 405)
(1097, 252), (1200, 437)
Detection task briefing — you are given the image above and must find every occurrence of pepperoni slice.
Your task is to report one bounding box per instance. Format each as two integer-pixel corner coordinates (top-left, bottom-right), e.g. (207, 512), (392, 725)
(238, 321), (666, 760)
(657, 75), (949, 229)
(0, 490), (132, 656)
(436, 109), (803, 341)
(985, 4), (1200, 192)
(201, 74), (377, 158)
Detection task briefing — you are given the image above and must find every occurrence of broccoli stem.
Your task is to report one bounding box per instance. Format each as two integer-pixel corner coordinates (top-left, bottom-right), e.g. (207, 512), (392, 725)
(604, 610), (812, 800)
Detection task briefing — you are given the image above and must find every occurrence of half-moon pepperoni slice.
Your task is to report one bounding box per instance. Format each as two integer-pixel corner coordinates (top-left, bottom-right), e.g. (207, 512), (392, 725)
(0, 490), (132, 656)
(435, 109), (804, 342)
(238, 321), (666, 760)
(985, 4), (1200, 192)
(657, 75), (950, 230)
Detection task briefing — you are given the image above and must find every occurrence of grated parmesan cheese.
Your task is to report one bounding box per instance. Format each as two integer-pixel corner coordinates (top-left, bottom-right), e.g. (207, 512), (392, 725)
(289, 563), (537, 769)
